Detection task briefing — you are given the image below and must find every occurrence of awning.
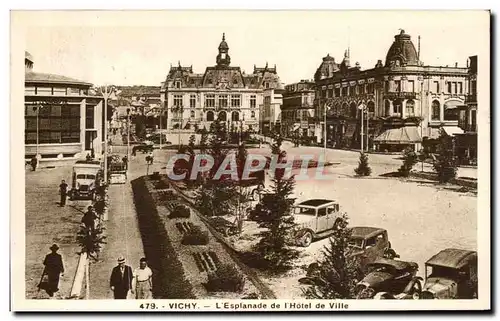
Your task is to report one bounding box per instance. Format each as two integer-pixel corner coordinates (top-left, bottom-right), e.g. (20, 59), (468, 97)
(444, 100), (463, 110)
(374, 126), (422, 144)
(442, 126), (464, 136)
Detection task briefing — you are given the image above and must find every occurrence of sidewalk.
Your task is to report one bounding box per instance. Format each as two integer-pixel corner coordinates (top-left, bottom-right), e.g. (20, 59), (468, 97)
(89, 152), (145, 299)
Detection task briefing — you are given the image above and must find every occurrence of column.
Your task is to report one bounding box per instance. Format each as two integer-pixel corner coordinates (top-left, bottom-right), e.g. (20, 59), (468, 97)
(94, 99), (103, 156)
(402, 99), (406, 118)
(80, 99), (86, 154)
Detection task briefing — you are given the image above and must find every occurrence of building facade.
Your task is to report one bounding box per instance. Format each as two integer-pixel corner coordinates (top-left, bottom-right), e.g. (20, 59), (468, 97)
(24, 51), (104, 163)
(281, 80), (316, 139)
(313, 29), (469, 152)
(160, 34), (283, 135)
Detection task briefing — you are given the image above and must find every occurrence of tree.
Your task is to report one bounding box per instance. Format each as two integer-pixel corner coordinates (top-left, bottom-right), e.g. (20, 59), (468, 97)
(252, 134), (299, 271)
(398, 147), (418, 177)
(302, 212), (363, 299)
(354, 153), (372, 176)
(433, 131), (458, 183)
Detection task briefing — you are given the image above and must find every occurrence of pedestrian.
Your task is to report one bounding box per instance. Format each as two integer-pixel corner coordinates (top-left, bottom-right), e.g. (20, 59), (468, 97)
(147, 151), (154, 165)
(132, 258), (153, 299)
(30, 156), (38, 171)
(110, 256), (133, 299)
(122, 155), (128, 170)
(59, 180), (68, 207)
(86, 153), (92, 161)
(42, 244), (65, 298)
(82, 205), (98, 231)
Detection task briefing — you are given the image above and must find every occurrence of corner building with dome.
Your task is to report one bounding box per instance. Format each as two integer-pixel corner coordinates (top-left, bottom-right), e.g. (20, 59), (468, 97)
(160, 33), (284, 135)
(313, 29), (473, 154)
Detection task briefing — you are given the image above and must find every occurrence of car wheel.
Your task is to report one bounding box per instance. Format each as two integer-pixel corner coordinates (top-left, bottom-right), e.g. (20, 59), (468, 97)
(410, 280), (422, 298)
(300, 231), (313, 247)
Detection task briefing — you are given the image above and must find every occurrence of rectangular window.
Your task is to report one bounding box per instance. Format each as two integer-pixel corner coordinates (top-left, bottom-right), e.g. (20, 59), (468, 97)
(50, 132), (61, 143)
(175, 81), (181, 89)
(408, 80), (415, 92)
(67, 87), (80, 96)
(385, 82), (390, 92)
(471, 110), (477, 130)
(50, 106), (62, 117)
(471, 80), (477, 94)
(218, 95), (228, 108)
(51, 118), (62, 130)
(173, 95), (183, 107)
(37, 87), (52, 95)
(335, 88), (341, 97)
(453, 82), (458, 94)
(395, 80), (401, 92)
(326, 89), (332, 98)
(61, 118), (71, 130)
(265, 82), (270, 89)
(434, 81), (440, 93)
(342, 87), (348, 96)
(53, 87), (67, 95)
(205, 94), (215, 107)
(250, 95), (256, 108)
(231, 94), (241, 107)
(85, 106), (94, 129)
(458, 82), (463, 94)
(321, 89), (326, 98)
(25, 118), (37, 131)
(190, 95), (196, 108)
(25, 132), (37, 144)
(25, 86), (36, 95)
(447, 82), (452, 93)
(25, 105), (38, 117)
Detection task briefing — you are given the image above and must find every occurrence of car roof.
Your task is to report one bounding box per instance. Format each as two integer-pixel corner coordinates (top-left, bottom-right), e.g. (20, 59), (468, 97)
(296, 199), (337, 208)
(349, 226), (386, 239)
(75, 160), (101, 165)
(368, 258), (417, 271)
(425, 248), (477, 269)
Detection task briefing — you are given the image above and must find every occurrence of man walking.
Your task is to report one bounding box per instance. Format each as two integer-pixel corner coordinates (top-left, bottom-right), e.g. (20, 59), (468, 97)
(42, 244), (64, 298)
(132, 258), (153, 299)
(59, 180), (68, 207)
(110, 256), (133, 299)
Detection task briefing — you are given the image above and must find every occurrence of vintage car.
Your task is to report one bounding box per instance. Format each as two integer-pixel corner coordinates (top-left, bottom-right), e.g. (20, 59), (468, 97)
(70, 162), (101, 200)
(293, 199), (342, 247)
(355, 258), (422, 299)
(348, 227), (399, 272)
(420, 248), (478, 299)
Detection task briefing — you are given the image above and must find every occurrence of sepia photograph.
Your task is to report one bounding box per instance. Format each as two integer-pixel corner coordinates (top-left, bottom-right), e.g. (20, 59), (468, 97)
(10, 9), (490, 311)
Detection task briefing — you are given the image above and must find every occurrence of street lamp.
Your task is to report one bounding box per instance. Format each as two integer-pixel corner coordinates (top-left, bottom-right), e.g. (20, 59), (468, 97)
(358, 102), (369, 152)
(100, 84), (116, 184)
(323, 102), (328, 162)
(127, 108), (131, 161)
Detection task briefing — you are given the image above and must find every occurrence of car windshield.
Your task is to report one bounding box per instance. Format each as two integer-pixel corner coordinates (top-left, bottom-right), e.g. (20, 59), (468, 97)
(294, 206), (316, 216)
(348, 237), (364, 248)
(427, 265), (460, 279)
(76, 174), (95, 179)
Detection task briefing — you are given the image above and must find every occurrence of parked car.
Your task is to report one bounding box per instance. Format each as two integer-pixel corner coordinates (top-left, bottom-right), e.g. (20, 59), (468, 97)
(420, 248), (477, 299)
(70, 162), (101, 200)
(293, 199), (342, 247)
(355, 258), (422, 300)
(347, 227), (399, 273)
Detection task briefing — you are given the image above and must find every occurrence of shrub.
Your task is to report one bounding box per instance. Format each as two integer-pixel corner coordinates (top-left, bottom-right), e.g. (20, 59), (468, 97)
(206, 264), (245, 293)
(158, 189), (176, 203)
(154, 179), (170, 190)
(169, 204), (191, 219)
(181, 225), (210, 245)
(398, 147), (418, 177)
(354, 152), (372, 176)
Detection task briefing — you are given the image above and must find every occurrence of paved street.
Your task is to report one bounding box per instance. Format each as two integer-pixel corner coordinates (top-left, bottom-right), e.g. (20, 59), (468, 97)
(25, 166), (90, 299)
(89, 135), (145, 299)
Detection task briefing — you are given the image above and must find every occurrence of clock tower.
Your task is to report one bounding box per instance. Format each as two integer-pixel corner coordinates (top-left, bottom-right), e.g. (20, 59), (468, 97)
(216, 33), (231, 67)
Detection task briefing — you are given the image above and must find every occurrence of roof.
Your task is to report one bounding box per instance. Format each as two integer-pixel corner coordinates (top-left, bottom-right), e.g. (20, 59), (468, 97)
(297, 199), (336, 207)
(369, 258), (417, 271)
(350, 226), (386, 239)
(441, 126), (464, 136)
(374, 126), (422, 144)
(25, 51), (33, 62)
(25, 72), (92, 86)
(385, 29), (419, 67)
(425, 248), (477, 269)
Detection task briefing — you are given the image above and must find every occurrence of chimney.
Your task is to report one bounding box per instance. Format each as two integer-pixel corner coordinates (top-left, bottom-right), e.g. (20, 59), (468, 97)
(455, 62), (458, 67)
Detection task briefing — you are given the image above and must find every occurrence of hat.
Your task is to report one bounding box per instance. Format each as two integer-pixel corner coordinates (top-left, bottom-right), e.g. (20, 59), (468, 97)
(50, 244), (59, 251)
(117, 256), (126, 263)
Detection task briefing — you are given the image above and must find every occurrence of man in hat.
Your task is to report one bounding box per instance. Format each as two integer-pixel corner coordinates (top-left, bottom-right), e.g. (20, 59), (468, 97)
(42, 244), (65, 298)
(110, 256), (133, 299)
(59, 180), (68, 207)
(132, 257), (153, 299)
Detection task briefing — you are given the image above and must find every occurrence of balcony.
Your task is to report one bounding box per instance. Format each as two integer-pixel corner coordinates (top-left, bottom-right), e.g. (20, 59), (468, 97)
(383, 92), (418, 100)
(465, 94), (477, 104)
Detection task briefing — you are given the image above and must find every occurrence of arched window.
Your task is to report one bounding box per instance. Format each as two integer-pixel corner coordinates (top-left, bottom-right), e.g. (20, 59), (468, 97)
(431, 100), (440, 120)
(190, 110), (195, 118)
(206, 111), (214, 121)
(350, 103), (357, 118)
(251, 111), (255, 118)
(231, 111), (239, 121)
(218, 111), (227, 121)
(367, 101), (375, 113)
(393, 99), (402, 115)
(385, 100), (391, 116)
(405, 100), (415, 117)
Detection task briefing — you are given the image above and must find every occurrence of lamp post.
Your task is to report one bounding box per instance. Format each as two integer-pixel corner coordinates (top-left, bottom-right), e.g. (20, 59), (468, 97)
(127, 108), (131, 162)
(358, 102), (367, 153)
(323, 102), (328, 162)
(100, 84), (115, 184)
(33, 104), (43, 160)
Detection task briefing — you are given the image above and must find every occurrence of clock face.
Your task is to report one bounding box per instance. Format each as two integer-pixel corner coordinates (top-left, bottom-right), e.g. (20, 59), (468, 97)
(221, 53), (226, 59)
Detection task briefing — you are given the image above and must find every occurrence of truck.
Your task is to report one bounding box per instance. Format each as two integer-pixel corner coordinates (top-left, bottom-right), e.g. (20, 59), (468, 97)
(107, 154), (128, 184)
(70, 161), (102, 200)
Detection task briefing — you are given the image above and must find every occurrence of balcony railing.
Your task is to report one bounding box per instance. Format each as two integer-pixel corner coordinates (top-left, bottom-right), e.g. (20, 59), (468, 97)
(383, 92), (418, 100)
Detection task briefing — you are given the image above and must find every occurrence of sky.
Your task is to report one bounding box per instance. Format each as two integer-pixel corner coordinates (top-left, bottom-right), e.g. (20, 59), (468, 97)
(21, 10), (489, 87)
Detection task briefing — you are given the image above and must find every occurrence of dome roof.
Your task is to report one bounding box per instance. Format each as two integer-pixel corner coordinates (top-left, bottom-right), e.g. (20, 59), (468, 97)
(218, 33), (229, 50)
(322, 54), (335, 62)
(385, 29), (419, 67)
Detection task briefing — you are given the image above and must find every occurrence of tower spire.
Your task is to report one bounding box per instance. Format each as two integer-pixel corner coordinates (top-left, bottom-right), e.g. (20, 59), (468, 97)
(222, 32), (225, 41)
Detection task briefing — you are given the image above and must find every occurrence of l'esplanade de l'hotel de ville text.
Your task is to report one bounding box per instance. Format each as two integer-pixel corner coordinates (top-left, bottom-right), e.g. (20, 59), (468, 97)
(24, 29), (478, 166)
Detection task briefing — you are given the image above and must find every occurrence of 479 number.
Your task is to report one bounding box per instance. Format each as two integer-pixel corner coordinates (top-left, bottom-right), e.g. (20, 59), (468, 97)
(139, 303), (157, 310)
